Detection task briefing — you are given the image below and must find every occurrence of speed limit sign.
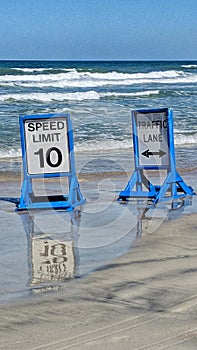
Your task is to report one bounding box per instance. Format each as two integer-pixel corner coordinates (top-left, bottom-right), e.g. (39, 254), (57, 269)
(24, 117), (70, 175)
(17, 113), (85, 211)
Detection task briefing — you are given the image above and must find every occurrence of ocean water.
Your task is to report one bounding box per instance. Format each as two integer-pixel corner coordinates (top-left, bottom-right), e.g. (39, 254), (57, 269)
(0, 60), (197, 174)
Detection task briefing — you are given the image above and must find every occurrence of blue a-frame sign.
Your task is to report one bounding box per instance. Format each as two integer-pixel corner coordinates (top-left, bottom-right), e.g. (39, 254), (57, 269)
(118, 108), (195, 203)
(17, 113), (85, 211)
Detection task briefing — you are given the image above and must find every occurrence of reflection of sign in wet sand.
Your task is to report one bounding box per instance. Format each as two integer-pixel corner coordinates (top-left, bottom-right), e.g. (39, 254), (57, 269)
(31, 238), (75, 286)
(20, 210), (81, 290)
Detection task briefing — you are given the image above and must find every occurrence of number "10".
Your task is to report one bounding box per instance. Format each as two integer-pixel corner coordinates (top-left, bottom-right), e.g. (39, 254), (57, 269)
(34, 147), (63, 168)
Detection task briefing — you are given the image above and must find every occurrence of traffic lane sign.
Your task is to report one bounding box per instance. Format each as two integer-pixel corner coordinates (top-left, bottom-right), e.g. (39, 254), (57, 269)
(134, 112), (169, 167)
(24, 118), (70, 175)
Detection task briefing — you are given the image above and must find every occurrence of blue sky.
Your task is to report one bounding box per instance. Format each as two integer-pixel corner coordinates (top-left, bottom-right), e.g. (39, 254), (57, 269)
(0, 0), (196, 60)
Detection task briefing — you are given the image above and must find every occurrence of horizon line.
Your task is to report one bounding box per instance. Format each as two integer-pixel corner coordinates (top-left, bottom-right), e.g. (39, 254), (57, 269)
(0, 58), (197, 62)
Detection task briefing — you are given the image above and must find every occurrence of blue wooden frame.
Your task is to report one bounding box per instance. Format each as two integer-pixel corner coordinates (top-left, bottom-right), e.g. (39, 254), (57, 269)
(17, 113), (85, 211)
(118, 108), (195, 203)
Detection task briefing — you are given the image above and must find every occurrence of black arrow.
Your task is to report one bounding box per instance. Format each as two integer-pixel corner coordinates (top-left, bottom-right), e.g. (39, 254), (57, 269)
(142, 149), (166, 158)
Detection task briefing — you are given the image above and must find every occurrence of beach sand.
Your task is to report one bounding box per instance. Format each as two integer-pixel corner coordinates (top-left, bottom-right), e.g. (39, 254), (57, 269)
(0, 172), (197, 349)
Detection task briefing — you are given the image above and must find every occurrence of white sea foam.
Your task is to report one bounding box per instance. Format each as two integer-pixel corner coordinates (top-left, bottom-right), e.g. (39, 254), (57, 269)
(0, 89), (160, 102)
(74, 139), (133, 153)
(0, 141), (133, 159)
(75, 134), (197, 152)
(1, 69), (197, 88)
(11, 67), (76, 73)
(181, 65), (197, 69)
(12, 68), (50, 73)
(0, 91), (100, 102)
(0, 133), (196, 161)
(174, 133), (197, 146)
(102, 90), (160, 98)
(0, 148), (21, 159)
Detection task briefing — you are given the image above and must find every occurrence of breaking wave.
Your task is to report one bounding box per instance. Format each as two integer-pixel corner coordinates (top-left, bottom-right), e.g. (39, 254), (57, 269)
(0, 69), (197, 88)
(0, 90), (160, 102)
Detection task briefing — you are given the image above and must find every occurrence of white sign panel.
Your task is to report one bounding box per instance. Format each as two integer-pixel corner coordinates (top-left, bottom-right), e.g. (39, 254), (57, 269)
(24, 117), (70, 175)
(135, 111), (169, 167)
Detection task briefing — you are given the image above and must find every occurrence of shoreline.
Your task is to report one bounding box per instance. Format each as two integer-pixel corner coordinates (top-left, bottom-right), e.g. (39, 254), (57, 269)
(0, 165), (197, 181)
(0, 144), (197, 176)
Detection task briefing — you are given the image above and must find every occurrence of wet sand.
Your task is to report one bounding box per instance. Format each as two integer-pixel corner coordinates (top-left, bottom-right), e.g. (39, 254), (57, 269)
(0, 173), (197, 349)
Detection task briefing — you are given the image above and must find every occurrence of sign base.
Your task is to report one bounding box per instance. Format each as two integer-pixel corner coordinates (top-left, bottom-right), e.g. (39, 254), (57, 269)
(118, 169), (195, 204)
(16, 176), (85, 211)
